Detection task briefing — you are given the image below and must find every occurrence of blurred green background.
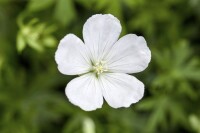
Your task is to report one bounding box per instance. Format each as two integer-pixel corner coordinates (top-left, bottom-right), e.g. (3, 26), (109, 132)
(0, 0), (200, 133)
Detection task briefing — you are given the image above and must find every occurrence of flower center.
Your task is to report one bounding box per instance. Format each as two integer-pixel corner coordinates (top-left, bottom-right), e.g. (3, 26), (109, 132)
(93, 61), (107, 75)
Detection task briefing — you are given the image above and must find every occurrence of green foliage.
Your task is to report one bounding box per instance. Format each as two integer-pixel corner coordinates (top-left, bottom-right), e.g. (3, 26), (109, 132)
(189, 115), (200, 133)
(17, 17), (57, 52)
(27, 0), (55, 12)
(0, 0), (200, 133)
(54, 0), (77, 27)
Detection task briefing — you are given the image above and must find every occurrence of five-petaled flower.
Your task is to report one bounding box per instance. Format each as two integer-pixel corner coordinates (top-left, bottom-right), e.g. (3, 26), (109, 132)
(55, 14), (151, 111)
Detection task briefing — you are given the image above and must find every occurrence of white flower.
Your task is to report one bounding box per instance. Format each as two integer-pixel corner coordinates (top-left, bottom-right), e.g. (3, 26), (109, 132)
(55, 14), (151, 111)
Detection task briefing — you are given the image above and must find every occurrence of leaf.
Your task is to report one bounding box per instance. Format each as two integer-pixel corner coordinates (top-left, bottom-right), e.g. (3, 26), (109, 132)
(136, 98), (156, 110)
(42, 36), (57, 47)
(27, 37), (44, 52)
(16, 32), (26, 52)
(82, 117), (96, 133)
(94, 0), (108, 10)
(54, 0), (76, 27)
(105, 0), (123, 20)
(27, 0), (55, 12)
(43, 25), (57, 34)
(75, 0), (95, 9)
(189, 115), (200, 133)
(95, 0), (123, 20)
(62, 115), (83, 133)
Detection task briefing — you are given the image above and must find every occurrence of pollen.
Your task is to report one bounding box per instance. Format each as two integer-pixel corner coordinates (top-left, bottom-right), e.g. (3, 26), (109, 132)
(93, 60), (108, 75)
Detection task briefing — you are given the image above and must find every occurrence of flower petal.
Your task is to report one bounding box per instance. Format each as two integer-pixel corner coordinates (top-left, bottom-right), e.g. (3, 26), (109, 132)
(106, 34), (151, 73)
(99, 73), (144, 108)
(83, 14), (122, 62)
(55, 34), (91, 75)
(66, 74), (103, 111)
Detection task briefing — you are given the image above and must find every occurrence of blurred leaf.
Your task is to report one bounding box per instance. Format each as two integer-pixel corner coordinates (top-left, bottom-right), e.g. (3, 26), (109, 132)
(54, 0), (76, 27)
(82, 117), (95, 133)
(62, 115), (83, 133)
(17, 32), (26, 52)
(138, 96), (187, 132)
(16, 18), (57, 52)
(151, 41), (200, 99)
(27, 0), (55, 12)
(42, 35), (57, 47)
(94, 0), (123, 20)
(0, 55), (3, 71)
(27, 36), (44, 52)
(189, 115), (200, 133)
(75, 0), (95, 9)
(43, 25), (57, 34)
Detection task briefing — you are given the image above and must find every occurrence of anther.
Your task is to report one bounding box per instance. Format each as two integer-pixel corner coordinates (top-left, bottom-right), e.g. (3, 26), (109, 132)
(93, 60), (107, 75)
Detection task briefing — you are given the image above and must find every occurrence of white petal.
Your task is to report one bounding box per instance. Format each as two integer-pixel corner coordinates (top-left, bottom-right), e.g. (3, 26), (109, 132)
(99, 73), (144, 108)
(83, 14), (121, 62)
(66, 74), (103, 111)
(105, 34), (151, 73)
(55, 34), (91, 75)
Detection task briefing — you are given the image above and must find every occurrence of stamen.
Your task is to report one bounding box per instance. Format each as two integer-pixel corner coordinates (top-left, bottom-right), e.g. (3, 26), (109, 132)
(93, 60), (107, 75)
